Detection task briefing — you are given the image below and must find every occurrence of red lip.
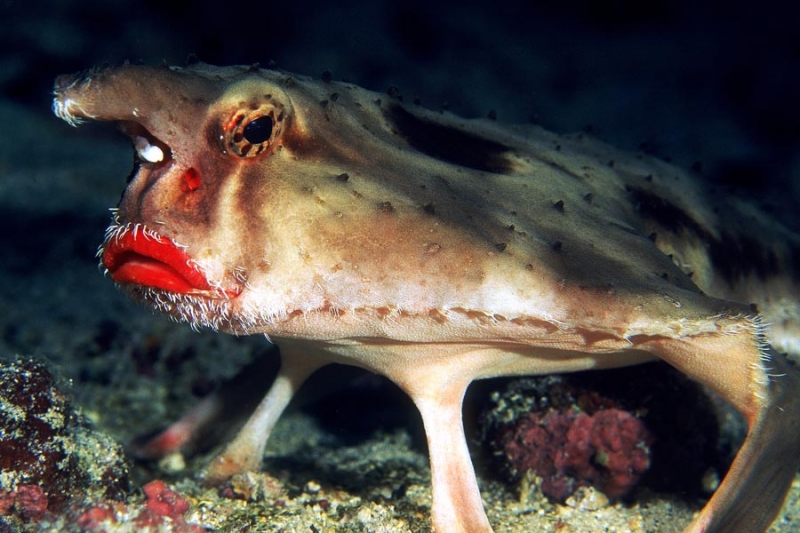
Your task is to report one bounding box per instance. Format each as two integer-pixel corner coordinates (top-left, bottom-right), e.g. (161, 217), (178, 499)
(102, 230), (213, 294)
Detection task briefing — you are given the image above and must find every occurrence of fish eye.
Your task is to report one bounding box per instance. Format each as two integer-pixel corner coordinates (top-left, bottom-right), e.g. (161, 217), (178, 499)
(224, 106), (284, 158)
(243, 116), (273, 144)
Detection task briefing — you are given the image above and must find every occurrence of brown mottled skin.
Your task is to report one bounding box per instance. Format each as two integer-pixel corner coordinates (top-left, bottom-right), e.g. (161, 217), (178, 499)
(54, 62), (800, 533)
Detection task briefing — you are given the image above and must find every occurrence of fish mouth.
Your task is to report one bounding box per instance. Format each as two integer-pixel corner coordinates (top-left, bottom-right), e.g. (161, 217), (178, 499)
(102, 227), (238, 298)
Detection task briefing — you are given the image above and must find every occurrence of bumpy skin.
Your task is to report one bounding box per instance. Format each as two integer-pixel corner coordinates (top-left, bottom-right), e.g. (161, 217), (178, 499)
(53, 63), (800, 533)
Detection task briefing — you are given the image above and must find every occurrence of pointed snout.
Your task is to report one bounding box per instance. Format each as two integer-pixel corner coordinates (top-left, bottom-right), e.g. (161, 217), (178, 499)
(53, 64), (222, 138)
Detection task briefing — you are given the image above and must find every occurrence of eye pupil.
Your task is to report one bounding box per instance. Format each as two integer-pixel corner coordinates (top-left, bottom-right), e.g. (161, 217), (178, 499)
(242, 116), (273, 144)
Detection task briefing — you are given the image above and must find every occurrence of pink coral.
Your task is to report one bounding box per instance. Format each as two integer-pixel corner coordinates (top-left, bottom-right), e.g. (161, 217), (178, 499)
(15, 485), (48, 520)
(142, 480), (191, 519)
(499, 407), (653, 501)
(73, 481), (203, 533)
(0, 485), (49, 521)
(74, 504), (117, 529)
(132, 480), (203, 533)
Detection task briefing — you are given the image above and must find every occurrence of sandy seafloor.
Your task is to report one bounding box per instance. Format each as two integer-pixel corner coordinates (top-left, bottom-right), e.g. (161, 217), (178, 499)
(2, 1), (800, 531)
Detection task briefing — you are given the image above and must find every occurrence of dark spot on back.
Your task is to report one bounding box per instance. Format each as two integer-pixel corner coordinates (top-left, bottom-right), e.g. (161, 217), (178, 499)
(628, 186), (702, 236)
(628, 185), (792, 283)
(378, 201), (395, 213)
(384, 105), (513, 174)
(708, 232), (780, 281)
(335, 173), (350, 182)
(553, 200), (565, 212)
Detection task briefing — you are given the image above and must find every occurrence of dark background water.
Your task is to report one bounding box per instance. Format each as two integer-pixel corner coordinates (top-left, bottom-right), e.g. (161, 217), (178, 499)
(4, 0), (800, 194)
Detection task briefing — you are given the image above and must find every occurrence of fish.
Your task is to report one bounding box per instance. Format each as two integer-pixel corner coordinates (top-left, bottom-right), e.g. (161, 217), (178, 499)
(52, 62), (800, 533)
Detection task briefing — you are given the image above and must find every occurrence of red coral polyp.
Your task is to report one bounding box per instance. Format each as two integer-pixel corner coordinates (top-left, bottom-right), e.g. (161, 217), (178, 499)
(500, 407), (653, 502)
(142, 480), (191, 520)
